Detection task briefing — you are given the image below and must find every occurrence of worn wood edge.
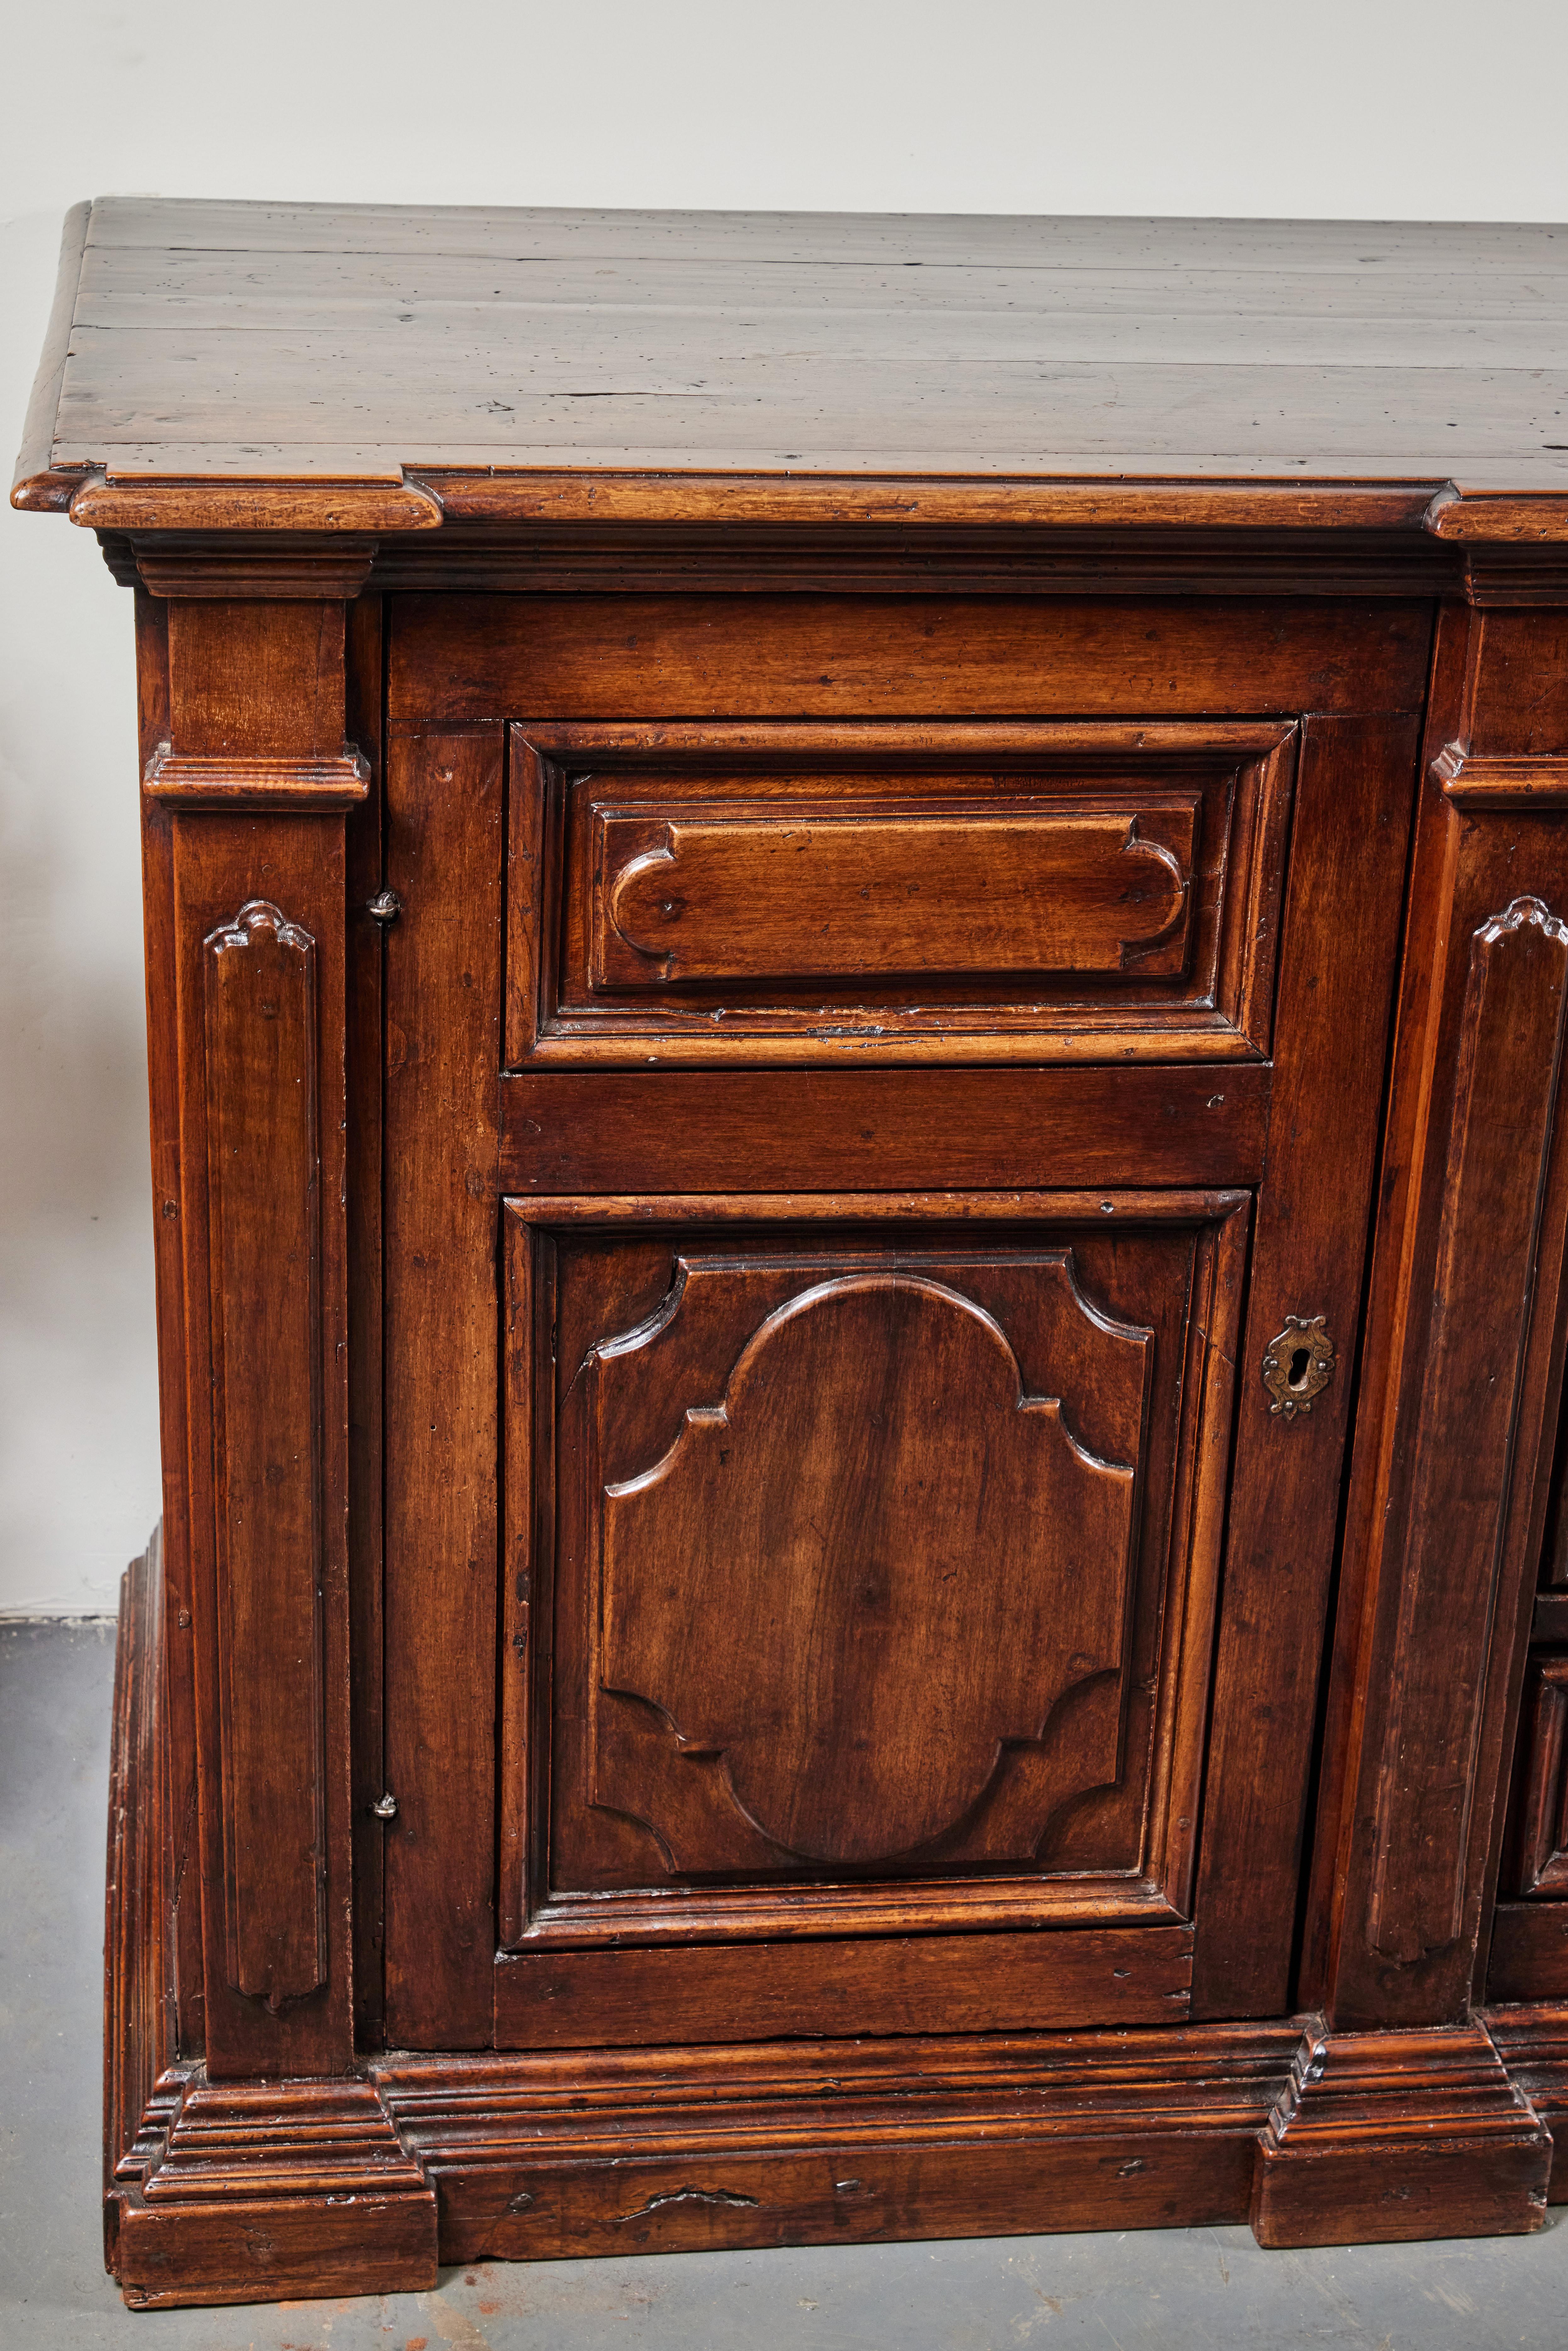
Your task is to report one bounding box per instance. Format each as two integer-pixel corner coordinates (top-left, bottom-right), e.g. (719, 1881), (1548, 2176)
(498, 1064), (1271, 1195)
(514, 718), (1298, 756)
(66, 472), (445, 534)
(143, 743), (371, 812)
(1291, 610), (1474, 2015)
(368, 526), (1465, 601)
(493, 1925), (1194, 2040)
(20, 456), (1482, 535)
(8, 199), (92, 511)
(129, 533), (382, 601)
(1485, 2004), (1568, 2200)
(115, 2201), (436, 2312)
(1430, 492), (1568, 544)
(373, 2023), (1301, 2260)
(421, 471), (1457, 531)
(109, 2069), (437, 2310)
(505, 1189), (1251, 1226)
(1485, 1906), (1568, 2004)
(1249, 2021), (1551, 2247)
(1437, 745), (1568, 809)
(99, 2012), (1568, 2295)
(104, 1526), (171, 2275)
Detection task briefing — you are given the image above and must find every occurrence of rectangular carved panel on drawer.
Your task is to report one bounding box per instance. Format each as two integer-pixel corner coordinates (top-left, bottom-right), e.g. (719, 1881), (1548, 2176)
(496, 1190), (1247, 2048)
(591, 801), (1197, 982)
(507, 722), (1295, 1065)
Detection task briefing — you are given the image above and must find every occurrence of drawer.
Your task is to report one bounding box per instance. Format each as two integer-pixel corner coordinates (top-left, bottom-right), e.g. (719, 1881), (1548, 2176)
(508, 720), (1296, 1065)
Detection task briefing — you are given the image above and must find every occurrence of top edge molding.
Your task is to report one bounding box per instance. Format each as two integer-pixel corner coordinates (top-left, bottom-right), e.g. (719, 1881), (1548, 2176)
(28, 469), (1568, 545)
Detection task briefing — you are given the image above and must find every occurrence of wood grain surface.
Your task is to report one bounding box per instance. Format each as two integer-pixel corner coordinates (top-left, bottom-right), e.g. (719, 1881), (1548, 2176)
(14, 199), (1568, 532)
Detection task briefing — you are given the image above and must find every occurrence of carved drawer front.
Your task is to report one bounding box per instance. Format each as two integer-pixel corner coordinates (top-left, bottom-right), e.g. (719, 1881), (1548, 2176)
(495, 1189), (1247, 2045)
(507, 722), (1295, 1066)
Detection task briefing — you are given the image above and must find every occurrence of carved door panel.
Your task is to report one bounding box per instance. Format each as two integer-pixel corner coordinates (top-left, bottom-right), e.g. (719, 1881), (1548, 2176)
(494, 1194), (1248, 2044)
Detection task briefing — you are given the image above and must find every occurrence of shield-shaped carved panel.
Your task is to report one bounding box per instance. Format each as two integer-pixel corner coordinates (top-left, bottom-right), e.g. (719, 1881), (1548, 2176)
(510, 1203), (1246, 1949)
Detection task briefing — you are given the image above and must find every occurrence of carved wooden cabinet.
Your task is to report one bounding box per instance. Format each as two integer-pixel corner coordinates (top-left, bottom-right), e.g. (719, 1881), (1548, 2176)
(19, 199), (1568, 2307)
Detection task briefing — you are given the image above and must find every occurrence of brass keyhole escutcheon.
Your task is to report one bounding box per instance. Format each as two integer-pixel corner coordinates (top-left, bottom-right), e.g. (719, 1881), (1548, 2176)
(1262, 1314), (1336, 1420)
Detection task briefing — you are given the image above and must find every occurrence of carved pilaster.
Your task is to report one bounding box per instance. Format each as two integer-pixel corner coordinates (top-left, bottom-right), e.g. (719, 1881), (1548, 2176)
(149, 583), (367, 2079)
(1310, 603), (1568, 2030)
(1366, 896), (1568, 1965)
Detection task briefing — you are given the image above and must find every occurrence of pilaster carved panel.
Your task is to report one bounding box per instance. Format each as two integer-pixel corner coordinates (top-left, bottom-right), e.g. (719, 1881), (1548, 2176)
(202, 900), (326, 2009)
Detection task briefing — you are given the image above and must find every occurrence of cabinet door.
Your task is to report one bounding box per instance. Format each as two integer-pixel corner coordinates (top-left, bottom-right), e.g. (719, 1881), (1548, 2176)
(494, 1194), (1243, 2044)
(377, 610), (1423, 2049)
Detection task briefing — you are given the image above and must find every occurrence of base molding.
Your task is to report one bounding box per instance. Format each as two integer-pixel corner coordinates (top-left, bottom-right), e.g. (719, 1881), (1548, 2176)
(1485, 2004), (1568, 2202)
(1250, 2024), (1552, 2247)
(102, 1537), (1565, 2300)
(109, 2069), (437, 2310)
(374, 2024), (1302, 2264)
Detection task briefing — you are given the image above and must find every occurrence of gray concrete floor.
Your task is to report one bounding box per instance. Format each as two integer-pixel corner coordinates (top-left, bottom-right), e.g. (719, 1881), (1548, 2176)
(5, 1623), (1568, 2349)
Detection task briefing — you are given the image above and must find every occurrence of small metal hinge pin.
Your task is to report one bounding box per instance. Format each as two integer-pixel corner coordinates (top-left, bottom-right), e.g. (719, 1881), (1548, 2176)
(366, 889), (401, 924)
(370, 1793), (399, 1819)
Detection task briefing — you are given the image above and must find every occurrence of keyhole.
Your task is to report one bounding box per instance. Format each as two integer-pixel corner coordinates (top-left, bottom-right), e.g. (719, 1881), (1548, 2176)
(1288, 1346), (1312, 1388)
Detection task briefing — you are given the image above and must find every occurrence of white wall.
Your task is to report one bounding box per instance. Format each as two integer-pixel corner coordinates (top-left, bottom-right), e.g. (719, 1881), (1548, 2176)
(4, 0), (1568, 1615)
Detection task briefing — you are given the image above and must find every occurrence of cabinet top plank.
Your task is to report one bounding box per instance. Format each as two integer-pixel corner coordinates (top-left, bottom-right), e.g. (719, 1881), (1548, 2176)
(14, 196), (1568, 535)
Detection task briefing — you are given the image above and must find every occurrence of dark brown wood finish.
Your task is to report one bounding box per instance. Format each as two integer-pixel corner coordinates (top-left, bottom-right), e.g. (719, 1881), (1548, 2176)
(25, 199), (1568, 2304)
(202, 896), (328, 2009)
(133, 590), (205, 2059)
(381, 729), (504, 2047)
(104, 1535), (170, 2219)
(494, 1930), (1197, 2050)
(1313, 742), (1568, 2035)
(1504, 1659), (1568, 1897)
(1251, 2025), (1550, 2247)
(499, 1066), (1269, 1193)
(507, 722), (1295, 1067)
(344, 594), (387, 2048)
(1485, 2005), (1568, 2198)
(376, 2021), (1303, 2264)
(394, 593), (1431, 725)
(1191, 714), (1424, 2017)
(171, 808), (355, 2079)
(501, 1196), (1246, 1974)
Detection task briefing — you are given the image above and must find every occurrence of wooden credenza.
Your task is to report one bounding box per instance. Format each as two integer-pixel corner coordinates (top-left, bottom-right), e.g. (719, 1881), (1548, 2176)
(19, 198), (1568, 2308)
